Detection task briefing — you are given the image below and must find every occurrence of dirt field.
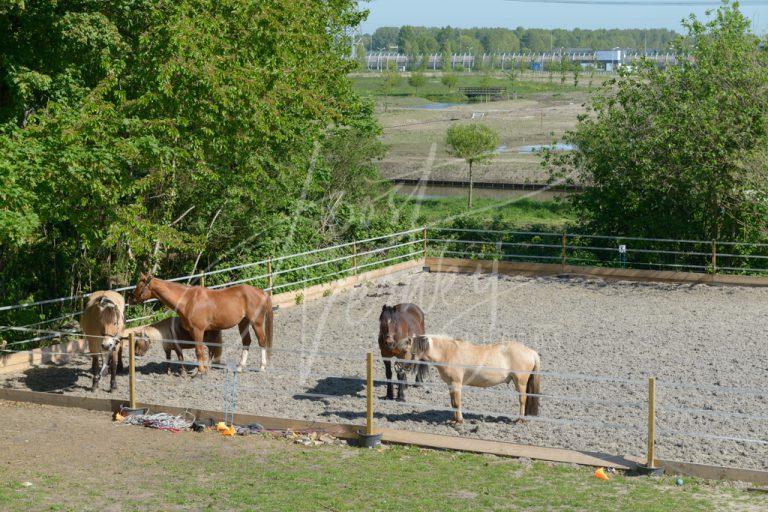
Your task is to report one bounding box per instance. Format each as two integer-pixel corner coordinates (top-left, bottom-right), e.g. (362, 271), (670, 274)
(378, 95), (586, 185)
(2, 269), (768, 470)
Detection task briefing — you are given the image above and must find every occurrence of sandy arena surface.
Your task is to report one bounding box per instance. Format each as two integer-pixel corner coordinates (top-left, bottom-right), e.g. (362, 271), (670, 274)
(3, 269), (768, 469)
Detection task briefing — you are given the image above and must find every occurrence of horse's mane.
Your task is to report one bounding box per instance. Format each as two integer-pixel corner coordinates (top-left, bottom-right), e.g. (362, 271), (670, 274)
(98, 297), (122, 326)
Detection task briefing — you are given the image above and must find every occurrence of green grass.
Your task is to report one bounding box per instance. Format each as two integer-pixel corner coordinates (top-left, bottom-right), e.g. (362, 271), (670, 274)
(399, 195), (575, 230)
(352, 73), (594, 103)
(2, 439), (764, 511)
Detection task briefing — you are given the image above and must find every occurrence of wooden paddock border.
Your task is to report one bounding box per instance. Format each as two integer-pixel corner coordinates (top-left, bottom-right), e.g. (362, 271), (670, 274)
(0, 258), (423, 376)
(1, 387), (766, 485)
(425, 257), (768, 287)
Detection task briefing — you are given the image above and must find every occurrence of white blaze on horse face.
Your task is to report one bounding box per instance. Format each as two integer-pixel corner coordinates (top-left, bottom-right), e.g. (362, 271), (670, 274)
(101, 335), (119, 352)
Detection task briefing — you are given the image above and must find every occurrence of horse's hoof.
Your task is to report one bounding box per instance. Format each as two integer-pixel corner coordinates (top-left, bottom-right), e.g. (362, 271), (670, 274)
(236, 365), (244, 373)
(396, 396), (405, 402)
(513, 418), (526, 425)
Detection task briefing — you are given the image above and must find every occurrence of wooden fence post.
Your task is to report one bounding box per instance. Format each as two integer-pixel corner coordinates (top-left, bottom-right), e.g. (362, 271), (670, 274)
(129, 332), (136, 410)
(561, 232), (567, 270)
(646, 377), (656, 468)
(366, 352), (374, 435)
(267, 257), (273, 296)
(711, 240), (717, 274)
(353, 242), (358, 275)
(422, 226), (428, 260)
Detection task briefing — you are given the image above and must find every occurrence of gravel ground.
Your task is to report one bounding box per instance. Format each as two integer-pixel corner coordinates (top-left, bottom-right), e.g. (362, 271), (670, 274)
(3, 269), (768, 470)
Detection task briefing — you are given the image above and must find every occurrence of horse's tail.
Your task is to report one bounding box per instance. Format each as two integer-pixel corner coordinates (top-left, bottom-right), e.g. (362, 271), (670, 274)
(264, 294), (274, 360)
(525, 352), (541, 417)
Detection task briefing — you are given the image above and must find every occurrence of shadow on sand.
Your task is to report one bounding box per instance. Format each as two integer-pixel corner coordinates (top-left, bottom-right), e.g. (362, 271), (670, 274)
(19, 365), (91, 393)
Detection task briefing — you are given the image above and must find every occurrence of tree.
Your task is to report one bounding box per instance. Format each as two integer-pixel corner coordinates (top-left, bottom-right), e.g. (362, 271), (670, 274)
(408, 72), (427, 96)
(0, 0), (406, 311)
(505, 69), (517, 97)
(547, 3), (768, 242)
(372, 27), (400, 50)
(381, 69), (402, 111)
(441, 73), (458, 90)
(445, 124), (499, 208)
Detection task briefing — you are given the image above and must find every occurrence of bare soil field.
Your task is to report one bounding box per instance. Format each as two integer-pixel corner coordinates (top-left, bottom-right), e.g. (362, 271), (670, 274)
(378, 95), (586, 185)
(2, 269), (768, 471)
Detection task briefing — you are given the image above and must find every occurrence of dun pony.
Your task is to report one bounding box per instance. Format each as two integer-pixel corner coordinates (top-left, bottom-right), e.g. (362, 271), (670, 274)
(396, 335), (541, 423)
(80, 291), (125, 391)
(124, 316), (223, 375)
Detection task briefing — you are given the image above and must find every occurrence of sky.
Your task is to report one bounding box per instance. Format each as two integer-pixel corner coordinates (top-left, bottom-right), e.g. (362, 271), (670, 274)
(359, 0), (768, 34)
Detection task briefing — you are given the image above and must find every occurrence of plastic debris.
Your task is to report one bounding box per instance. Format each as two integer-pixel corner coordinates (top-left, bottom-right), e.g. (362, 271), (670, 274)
(118, 412), (194, 432)
(216, 422), (236, 436)
(279, 430), (343, 446)
(235, 423), (264, 436)
(21, 482), (33, 487)
(676, 478), (684, 486)
(594, 467), (610, 481)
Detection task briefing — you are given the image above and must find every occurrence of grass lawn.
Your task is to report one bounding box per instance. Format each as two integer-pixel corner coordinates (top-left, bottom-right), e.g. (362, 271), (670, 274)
(1, 364), (765, 512)
(351, 73), (599, 102)
(398, 195), (575, 231)
(4, 442), (763, 511)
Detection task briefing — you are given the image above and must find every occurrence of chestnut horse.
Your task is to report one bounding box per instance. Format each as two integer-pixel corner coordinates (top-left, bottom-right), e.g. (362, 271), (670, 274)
(396, 335), (541, 424)
(80, 291), (125, 391)
(378, 303), (426, 401)
(131, 273), (272, 374)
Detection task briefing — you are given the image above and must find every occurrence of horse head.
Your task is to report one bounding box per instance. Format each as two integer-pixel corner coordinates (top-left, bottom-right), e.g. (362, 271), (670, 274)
(379, 305), (399, 349)
(395, 335), (430, 360)
(131, 272), (154, 305)
(96, 296), (123, 352)
(128, 327), (152, 356)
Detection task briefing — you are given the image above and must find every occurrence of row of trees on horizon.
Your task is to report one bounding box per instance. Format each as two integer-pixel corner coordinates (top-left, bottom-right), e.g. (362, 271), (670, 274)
(365, 26), (679, 55)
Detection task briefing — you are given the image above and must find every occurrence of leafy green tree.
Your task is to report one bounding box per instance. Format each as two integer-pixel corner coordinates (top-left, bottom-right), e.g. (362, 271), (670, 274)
(0, 0), (404, 312)
(441, 73), (458, 90)
(381, 69), (402, 111)
(446, 124), (499, 208)
(547, 3), (768, 241)
(408, 72), (427, 96)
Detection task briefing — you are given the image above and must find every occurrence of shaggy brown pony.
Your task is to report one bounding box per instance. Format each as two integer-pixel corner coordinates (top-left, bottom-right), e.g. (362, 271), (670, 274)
(378, 303), (425, 401)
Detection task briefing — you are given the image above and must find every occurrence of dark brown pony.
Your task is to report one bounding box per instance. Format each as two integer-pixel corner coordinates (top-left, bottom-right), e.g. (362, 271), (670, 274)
(379, 303), (426, 401)
(131, 273), (273, 374)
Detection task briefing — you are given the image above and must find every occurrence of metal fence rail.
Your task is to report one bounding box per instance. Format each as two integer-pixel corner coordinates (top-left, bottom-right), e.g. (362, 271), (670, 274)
(428, 227), (768, 276)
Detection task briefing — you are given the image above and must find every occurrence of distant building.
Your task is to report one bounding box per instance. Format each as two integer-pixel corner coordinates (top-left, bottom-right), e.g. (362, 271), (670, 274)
(595, 49), (623, 71)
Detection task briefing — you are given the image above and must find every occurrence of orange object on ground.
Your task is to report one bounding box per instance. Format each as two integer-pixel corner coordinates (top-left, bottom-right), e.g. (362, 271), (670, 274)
(216, 422), (236, 436)
(594, 467), (610, 481)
